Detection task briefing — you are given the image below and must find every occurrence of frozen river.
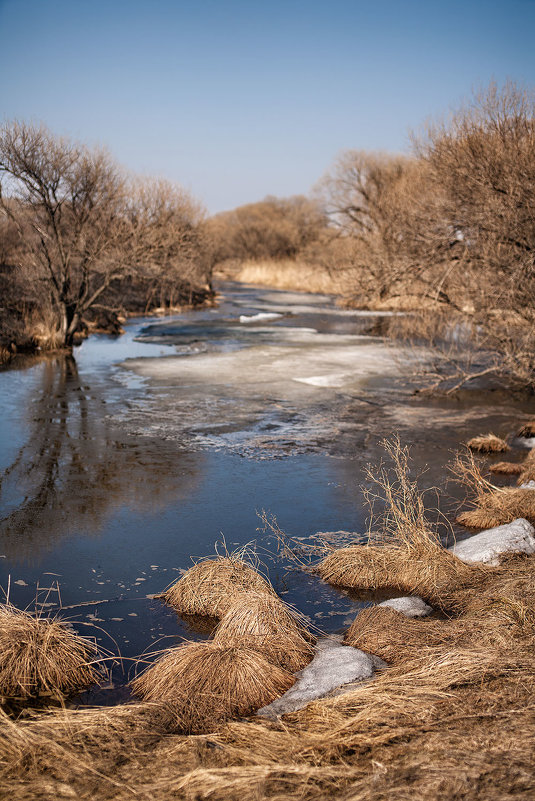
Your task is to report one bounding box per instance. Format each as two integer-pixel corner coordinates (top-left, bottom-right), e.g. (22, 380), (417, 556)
(0, 281), (526, 702)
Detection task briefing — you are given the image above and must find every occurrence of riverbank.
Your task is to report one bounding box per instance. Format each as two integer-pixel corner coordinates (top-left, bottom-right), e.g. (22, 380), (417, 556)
(1, 436), (534, 800)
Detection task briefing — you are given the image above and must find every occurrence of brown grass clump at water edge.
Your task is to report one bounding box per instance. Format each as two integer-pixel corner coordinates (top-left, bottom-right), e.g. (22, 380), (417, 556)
(212, 592), (314, 672)
(131, 641), (295, 734)
(517, 418), (535, 437)
(0, 603), (100, 699)
(344, 605), (454, 662)
(159, 556), (277, 618)
(456, 487), (535, 528)
(467, 433), (508, 453)
(489, 460), (524, 475)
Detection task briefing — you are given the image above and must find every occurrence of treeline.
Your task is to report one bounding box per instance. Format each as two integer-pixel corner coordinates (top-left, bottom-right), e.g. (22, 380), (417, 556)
(2, 83), (534, 389)
(209, 83), (535, 390)
(0, 122), (214, 359)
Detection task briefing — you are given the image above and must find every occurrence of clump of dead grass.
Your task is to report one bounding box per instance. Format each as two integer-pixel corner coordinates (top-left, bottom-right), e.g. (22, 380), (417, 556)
(344, 605), (453, 662)
(489, 447), (535, 482)
(0, 604), (100, 699)
(212, 593), (314, 672)
(453, 449), (535, 528)
(456, 489), (535, 528)
(159, 555), (277, 618)
(489, 460), (524, 475)
(316, 438), (488, 607)
(517, 418), (535, 437)
(467, 433), (508, 453)
(131, 642), (295, 734)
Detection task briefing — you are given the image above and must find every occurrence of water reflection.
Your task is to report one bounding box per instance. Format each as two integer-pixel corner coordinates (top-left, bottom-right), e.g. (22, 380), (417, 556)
(0, 355), (202, 563)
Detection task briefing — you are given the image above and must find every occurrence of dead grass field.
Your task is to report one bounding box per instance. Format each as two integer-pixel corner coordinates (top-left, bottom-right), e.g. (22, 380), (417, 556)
(216, 259), (345, 294)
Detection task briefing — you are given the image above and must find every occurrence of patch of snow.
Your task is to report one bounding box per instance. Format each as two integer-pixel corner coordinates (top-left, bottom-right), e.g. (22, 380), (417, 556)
(257, 638), (376, 719)
(293, 373), (349, 388)
(514, 437), (535, 449)
(519, 481), (535, 490)
(449, 518), (535, 566)
(239, 313), (283, 323)
(378, 596), (433, 617)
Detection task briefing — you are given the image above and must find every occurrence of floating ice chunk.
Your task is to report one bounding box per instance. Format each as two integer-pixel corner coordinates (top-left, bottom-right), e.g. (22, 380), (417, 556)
(293, 373), (349, 388)
(14, 579), (28, 586)
(378, 596), (433, 618)
(239, 312), (283, 323)
(449, 518), (535, 566)
(257, 638), (376, 719)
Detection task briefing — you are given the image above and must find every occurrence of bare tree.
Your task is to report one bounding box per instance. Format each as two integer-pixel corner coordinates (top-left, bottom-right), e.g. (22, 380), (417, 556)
(125, 177), (212, 310)
(0, 121), (131, 347)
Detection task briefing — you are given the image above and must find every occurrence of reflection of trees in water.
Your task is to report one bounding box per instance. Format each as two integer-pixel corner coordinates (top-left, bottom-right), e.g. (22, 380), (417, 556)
(0, 355), (202, 561)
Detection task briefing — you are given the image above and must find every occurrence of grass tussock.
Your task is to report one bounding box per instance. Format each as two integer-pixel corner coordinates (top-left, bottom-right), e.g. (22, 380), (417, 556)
(159, 556), (277, 618)
(489, 448), (535, 483)
(489, 460), (524, 475)
(212, 593), (314, 672)
(453, 449), (535, 527)
(456, 488), (535, 528)
(517, 418), (535, 437)
(0, 604), (99, 699)
(316, 439), (489, 608)
(466, 433), (508, 453)
(131, 642), (295, 734)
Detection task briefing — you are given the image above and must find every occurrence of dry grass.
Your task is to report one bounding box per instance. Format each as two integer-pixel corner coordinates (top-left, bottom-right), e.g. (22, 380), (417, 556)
(344, 605), (454, 662)
(453, 448), (535, 527)
(517, 418), (535, 437)
(131, 642), (295, 734)
(488, 446), (535, 482)
(1, 440), (535, 800)
(466, 433), (508, 453)
(220, 259), (343, 294)
(159, 556), (277, 618)
(212, 593), (314, 672)
(316, 439), (489, 608)
(489, 460), (524, 475)
(0, 604), (100, 699)
(316, 543), (486, 608)
(456, 487), (535, 528)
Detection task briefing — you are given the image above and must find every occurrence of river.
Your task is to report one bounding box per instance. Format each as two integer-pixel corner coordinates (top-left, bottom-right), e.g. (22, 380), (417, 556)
(0, 281), (529, 702)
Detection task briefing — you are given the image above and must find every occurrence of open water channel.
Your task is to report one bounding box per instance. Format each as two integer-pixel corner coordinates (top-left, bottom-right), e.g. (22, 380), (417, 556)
(0, 281), (529, 702)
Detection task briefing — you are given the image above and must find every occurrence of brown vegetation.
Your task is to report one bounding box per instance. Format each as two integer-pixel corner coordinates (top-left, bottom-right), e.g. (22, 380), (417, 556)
(466, 433), (508, 453)
(0, 121), (213, 356)
(1, 440), (535, 799)
(453, 449), (535, 528)
(158, 556), (278, 618)
(131, 642), (295, 734)
(517, 419), (535, 437)
(212, 592), (314, 672)
(0, 604), (99, 699)
(489, 448), (535, 482)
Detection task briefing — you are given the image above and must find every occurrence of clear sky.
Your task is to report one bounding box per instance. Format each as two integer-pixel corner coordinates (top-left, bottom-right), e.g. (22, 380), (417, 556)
(0, 0), (534, 213)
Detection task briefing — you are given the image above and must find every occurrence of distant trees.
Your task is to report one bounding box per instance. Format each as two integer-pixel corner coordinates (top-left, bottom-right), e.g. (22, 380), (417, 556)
(208, 195), (329, 265)
(320, 81), (535, 386)
(0, 121), (212, 352)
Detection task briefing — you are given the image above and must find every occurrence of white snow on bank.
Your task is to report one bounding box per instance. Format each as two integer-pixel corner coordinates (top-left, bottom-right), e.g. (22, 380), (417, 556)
(258, 638), (378, 719)
(239, 312), (283, 323)
(378, 596), (433, 617)
(449, 518), (535, 566)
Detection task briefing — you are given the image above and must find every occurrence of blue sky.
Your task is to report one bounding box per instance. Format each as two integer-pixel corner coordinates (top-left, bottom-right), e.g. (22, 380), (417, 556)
(0, 0), (534, 212)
